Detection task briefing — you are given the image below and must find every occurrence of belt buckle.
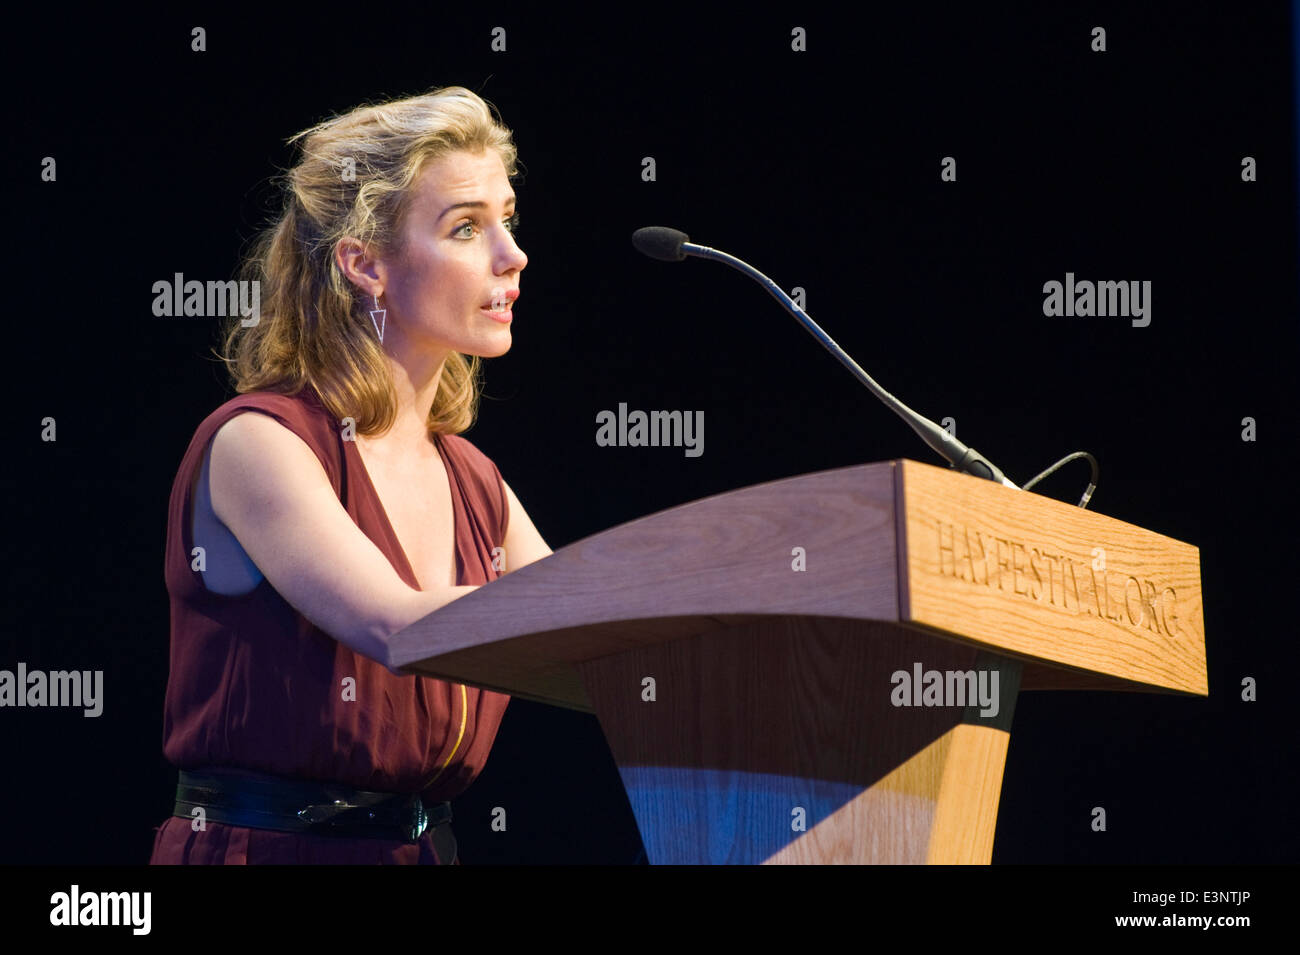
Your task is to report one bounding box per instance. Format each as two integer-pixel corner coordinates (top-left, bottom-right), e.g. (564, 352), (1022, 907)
(407, 800), (429, 842)
(296, 799), (349, 827)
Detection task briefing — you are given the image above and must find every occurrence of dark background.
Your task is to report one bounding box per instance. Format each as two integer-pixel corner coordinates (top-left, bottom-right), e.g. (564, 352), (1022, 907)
(3, 2), (1296, 866)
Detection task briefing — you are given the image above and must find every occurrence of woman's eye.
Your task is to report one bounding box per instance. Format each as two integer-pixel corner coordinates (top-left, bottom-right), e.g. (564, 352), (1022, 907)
(454, 214), (520, 239)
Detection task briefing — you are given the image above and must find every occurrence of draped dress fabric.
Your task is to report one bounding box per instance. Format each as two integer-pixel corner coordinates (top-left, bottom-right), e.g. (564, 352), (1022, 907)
(149, 388), (511, 864)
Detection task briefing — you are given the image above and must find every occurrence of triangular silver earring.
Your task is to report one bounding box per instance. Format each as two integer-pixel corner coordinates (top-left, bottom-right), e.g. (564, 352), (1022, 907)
(369, 294), (387, 343)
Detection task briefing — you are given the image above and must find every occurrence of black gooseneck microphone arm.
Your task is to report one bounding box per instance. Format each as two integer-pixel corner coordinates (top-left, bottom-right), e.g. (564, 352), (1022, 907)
(631, 226), (1019, 489)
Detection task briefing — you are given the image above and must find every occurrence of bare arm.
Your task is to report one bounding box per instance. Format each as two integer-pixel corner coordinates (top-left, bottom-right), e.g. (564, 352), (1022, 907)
(208, 412), (477, 672)
(500, 478), (553, 573)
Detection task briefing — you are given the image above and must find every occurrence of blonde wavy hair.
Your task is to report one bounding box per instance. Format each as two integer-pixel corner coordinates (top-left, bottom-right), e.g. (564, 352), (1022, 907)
(216, 86), (520, 436)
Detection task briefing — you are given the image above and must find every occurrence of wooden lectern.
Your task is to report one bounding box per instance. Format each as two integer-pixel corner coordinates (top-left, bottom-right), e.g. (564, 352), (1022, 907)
(388, 458), (1206, 864)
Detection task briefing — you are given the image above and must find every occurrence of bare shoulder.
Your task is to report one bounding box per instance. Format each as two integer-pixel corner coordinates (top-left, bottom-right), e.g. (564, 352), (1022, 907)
(207, 412), (331, 524)
(201, 408), (430, 656)
(211, 409), (307, 452)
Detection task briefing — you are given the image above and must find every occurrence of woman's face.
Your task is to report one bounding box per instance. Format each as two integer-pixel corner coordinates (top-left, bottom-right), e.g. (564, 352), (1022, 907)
(381, 148), (526, 359)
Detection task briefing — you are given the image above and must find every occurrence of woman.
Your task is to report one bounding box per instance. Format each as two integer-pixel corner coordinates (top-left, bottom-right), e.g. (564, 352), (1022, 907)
(149, 86), (552, 864)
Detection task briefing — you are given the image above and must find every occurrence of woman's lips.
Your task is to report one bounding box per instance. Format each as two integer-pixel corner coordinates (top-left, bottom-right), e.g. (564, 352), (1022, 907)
(481, 289), (518, 323)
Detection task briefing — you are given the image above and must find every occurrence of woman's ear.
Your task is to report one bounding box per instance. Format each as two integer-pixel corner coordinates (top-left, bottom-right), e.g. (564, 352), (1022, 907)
(334, 236), (386, 299)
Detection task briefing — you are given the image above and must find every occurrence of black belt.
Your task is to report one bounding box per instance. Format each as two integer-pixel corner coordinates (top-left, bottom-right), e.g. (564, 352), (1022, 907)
(173, 769), (451, 843)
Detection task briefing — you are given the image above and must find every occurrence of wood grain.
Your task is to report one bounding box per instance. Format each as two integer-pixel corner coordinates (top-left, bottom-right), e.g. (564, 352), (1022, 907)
(897, 459), (1206, 695)
(577, 617), (995, 864)
(763, 723), (1010, 864)
(387, 457), (1207, 863)
(393, 463), (900, 708)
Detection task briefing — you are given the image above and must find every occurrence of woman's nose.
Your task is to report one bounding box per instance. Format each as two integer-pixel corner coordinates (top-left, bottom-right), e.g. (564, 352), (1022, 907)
(501, 236), (527, 271)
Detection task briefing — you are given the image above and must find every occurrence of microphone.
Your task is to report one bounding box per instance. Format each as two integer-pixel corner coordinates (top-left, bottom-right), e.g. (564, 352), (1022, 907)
(630, 226), (690, 262)
(630, 226), (1018, 488)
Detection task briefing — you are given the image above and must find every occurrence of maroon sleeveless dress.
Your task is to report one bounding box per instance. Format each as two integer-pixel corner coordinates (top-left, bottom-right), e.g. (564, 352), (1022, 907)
(149, 388), (511, 864)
